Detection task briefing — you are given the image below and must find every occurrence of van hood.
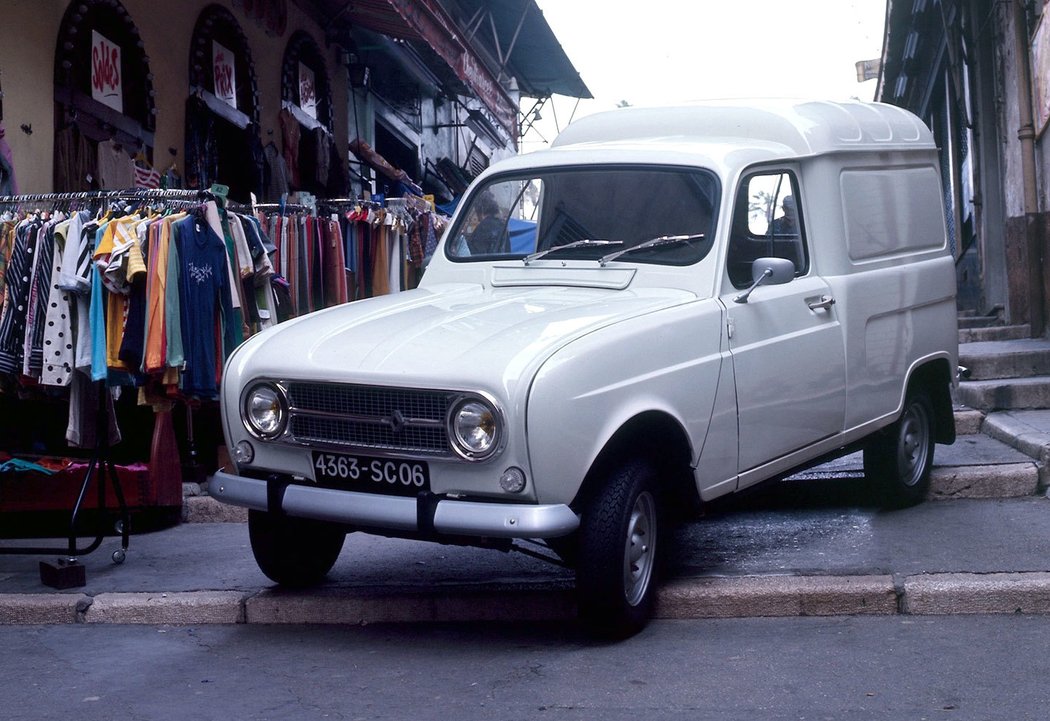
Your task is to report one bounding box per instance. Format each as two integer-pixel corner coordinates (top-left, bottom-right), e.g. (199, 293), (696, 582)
(228, 283), (695, 395)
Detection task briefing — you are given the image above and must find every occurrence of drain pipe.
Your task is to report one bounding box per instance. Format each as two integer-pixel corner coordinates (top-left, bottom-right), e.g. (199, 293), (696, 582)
(1011, 0), (1043, 335)
(1011, 0), (1039, 213)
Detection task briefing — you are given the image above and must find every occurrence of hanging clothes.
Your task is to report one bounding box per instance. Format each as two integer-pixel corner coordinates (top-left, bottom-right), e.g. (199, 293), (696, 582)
(0, 216), (42, 374)
(173, 211), (236, 400)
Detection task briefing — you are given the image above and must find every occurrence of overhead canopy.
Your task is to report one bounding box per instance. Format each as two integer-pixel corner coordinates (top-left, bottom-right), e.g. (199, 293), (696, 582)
(316, 0), (591, 132)
(453, 0), (592, 100)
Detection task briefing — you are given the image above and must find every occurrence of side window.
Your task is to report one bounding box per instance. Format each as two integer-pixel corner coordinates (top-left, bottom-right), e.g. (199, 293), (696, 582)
(727, 171), (808, 288)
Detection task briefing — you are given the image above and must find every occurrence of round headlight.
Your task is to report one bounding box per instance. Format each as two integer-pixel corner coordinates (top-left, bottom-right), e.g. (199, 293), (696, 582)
(243, 384), (287, 438)
(448, 396), (501, 460)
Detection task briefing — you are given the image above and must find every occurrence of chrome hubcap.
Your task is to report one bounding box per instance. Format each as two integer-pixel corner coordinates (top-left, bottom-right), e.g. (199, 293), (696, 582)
(897, 403), (930, 486)
(623, 491), (657, 606)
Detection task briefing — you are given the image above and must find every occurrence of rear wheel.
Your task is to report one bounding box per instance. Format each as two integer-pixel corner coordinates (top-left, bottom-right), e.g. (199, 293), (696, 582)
(248, 510), (346, 587)
(575, 458), (661, 637)
(864, 387), (936, 508)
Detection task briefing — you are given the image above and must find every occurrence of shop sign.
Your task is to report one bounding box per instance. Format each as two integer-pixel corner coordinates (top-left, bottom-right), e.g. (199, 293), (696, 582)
(213, 41), (238, 109)
(299, 62), (317, 119)
(91, 30), (123, 114)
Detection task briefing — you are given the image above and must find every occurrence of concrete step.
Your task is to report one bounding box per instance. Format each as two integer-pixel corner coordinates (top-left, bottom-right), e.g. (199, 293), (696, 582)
(959, 324), (1031, 344)
(955, 375), (1050, 412)
(958, 339), (1050, 380)
(982, 410), (1050, 489)
(957, 314), (1004, 329)
(953, 405), (984, 434)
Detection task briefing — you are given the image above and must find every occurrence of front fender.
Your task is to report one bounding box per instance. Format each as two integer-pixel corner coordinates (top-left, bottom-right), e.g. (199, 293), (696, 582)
(525, 299), (725, 506)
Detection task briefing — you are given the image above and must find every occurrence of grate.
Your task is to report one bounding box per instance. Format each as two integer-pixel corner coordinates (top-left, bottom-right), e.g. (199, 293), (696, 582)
(284, 382), (455, 457)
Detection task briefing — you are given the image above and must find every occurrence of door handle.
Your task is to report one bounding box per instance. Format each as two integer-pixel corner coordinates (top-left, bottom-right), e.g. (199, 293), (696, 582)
(807, 294), (836, 311)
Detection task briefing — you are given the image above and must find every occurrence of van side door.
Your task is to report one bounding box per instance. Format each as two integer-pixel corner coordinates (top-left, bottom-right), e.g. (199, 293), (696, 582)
(718, 170), (847, 488)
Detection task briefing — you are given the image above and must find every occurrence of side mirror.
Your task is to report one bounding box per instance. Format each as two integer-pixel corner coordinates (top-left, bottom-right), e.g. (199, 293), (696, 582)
(733, 257), (796, 304)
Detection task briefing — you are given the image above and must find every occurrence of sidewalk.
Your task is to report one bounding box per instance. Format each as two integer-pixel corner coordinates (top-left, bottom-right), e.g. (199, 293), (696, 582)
(1, 432), (1049, 626)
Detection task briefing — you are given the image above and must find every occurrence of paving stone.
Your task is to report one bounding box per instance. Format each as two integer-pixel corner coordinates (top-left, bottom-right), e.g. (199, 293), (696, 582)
(0, 593), (88, 624)
(654, 575), (898, 619)
(83, 591), (247, 624)
(929, 462), (1039, 499)
(903, 572), (1050, 615)
(953, 408), (984, 435)
(246, 585), (576, 624)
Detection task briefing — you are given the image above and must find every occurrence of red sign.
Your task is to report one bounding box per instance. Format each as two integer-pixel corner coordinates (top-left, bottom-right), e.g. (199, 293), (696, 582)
(91, 30), (123, 113)
(299, 62), (317, 119)
(213, 41), (238, 108)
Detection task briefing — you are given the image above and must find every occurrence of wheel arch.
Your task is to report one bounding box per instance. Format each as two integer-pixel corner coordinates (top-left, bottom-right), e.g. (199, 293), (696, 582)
(571, 411), (699, 519)
(906, 356), (956, 445)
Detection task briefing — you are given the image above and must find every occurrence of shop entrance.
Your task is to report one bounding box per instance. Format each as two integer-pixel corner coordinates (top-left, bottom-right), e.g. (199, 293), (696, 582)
(185, 5), (261, 202)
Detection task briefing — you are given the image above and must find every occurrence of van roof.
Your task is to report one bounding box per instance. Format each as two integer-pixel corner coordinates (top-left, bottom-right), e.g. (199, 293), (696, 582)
(550, 99), (936, 157)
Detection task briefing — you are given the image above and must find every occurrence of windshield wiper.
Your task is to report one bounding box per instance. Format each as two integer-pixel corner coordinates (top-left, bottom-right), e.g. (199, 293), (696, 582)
(598, 233), (706, 266)
(523, 239), (623, 265)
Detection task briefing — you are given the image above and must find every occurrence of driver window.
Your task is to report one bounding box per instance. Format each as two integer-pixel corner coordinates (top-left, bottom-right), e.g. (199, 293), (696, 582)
(727, 171), (808, 288)
(451, 178), (540, 257)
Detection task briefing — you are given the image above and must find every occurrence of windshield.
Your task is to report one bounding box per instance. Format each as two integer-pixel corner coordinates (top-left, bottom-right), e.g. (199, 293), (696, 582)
(445, 166), (720, 266)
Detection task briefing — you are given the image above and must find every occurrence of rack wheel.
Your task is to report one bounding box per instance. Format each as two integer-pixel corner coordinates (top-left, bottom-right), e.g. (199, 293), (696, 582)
(112, 549), (126, 565)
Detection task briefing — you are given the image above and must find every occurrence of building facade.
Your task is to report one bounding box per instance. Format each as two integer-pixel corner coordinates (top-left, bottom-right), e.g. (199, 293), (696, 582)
(0, 0), (588, 203)
(878, 0), (1050, 336)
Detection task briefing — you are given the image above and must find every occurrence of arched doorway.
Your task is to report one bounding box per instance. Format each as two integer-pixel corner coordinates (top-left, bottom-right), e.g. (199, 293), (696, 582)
(53, 0), (156, 192)
(185, 4), (261, 203)
(280, 30), (339, 196)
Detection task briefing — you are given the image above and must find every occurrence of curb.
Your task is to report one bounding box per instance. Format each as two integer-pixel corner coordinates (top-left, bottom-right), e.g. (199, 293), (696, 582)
(902, 572), (1050, 615)
(6, 573), (1050, 625)
(83, 591), (249, 624)
(654, 575), (898, 619)
(929, 462), (1040, 499)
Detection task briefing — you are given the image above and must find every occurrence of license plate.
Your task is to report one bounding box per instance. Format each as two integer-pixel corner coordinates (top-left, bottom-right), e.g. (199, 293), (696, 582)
(310, 452), (430, 496)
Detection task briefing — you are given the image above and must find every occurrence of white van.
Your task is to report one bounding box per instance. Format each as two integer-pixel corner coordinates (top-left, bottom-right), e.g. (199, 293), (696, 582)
(210, 100), (958, 636)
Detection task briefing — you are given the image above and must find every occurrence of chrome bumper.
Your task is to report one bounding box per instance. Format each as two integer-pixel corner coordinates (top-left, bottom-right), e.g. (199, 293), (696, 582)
(209, 470), (580, 539)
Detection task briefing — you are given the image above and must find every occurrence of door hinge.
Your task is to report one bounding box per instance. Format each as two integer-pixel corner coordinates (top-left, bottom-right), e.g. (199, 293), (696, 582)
(727, 317), (734, 339)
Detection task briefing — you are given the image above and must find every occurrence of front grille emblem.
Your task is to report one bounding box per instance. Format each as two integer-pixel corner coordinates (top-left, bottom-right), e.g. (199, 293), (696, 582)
(382, 409), (407, 435)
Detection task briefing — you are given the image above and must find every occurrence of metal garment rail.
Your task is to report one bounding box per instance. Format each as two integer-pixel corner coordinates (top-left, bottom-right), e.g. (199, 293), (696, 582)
(0, 187), (218, 206)
(0, 387), (130, 569)
(0, 187), (229, 584)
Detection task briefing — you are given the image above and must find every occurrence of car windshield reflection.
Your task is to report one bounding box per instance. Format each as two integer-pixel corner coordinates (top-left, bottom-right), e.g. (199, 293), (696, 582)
(446, 166), (720, 266)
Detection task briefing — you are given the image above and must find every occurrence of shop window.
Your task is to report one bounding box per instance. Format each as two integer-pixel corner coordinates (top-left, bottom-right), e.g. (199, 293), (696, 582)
(52, 0), (156, 192)
(185, 4), (262, 203)
(375, 121), (420, 185)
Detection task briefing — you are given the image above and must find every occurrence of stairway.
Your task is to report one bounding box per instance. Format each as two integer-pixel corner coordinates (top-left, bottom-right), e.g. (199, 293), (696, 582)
(955, 318), (1050, 494)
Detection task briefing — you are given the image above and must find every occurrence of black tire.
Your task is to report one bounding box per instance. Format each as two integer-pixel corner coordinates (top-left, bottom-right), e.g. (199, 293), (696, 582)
(864, 387), (936, 508)
(248, 510), (346, 587)
(575, 458), (661, 638)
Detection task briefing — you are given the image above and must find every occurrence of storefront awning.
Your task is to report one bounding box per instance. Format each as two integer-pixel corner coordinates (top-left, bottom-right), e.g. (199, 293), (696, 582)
(321, 0), (590, 137)
(452, 0), (591, 100)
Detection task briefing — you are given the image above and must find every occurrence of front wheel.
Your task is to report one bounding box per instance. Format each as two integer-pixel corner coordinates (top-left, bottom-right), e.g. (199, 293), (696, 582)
(575, 459), (661, 637)
(864, 387), (936, 508)
(248, 510), (346, 587)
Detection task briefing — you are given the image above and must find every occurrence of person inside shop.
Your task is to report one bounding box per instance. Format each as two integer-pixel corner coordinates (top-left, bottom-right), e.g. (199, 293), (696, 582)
(466, 191), (509, 255)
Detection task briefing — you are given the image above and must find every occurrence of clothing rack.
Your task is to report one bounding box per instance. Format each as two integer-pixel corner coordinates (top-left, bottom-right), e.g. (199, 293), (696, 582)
(386, 195), (432, 214)
(0, 186), (229, 586)
(0, 187), (218, 206)
(0, 378), (130, 588)
(317, 197), (384, 211)
(252, 202), (310, 214)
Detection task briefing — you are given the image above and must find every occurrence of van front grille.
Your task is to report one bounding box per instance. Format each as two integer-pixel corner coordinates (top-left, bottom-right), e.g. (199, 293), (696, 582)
(284, 382), (456, 457)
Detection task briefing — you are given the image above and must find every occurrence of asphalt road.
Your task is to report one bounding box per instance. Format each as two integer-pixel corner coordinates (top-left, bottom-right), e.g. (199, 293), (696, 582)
(2, 616), (1049, 720)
